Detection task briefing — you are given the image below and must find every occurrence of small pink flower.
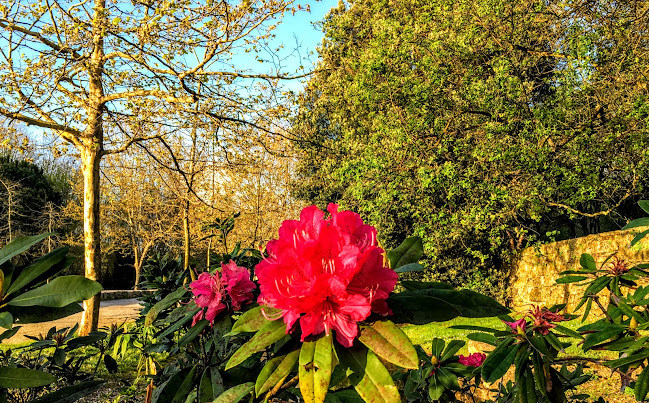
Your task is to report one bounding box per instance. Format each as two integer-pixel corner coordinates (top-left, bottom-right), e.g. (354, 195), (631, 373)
(503, 318), (527, 334)
(221, 260), (256, 311)
(189, 260), (256, 326)
(458, 353), (486, 367)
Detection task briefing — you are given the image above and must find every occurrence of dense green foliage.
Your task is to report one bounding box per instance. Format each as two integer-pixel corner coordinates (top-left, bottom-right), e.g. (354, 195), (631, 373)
(292, 0), (649, 298)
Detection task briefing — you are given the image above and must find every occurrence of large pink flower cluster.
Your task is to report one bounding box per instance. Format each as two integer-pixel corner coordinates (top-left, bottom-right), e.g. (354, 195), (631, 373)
(255, 204), (398, 347)
(190, 260), (256, 326)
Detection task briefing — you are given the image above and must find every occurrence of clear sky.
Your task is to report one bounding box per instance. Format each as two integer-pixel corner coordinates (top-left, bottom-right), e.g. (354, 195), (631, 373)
(241, 0), (336, 93)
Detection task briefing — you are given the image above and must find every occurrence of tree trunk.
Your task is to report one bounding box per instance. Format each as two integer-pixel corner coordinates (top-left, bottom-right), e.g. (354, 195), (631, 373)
(78, 145), (102, 335)
(79, 0), (106, 335)
(183, 200), (195, 281)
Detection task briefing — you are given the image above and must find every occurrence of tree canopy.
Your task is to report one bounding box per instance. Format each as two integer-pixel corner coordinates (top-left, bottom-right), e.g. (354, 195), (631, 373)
(293, 0), (649, 298)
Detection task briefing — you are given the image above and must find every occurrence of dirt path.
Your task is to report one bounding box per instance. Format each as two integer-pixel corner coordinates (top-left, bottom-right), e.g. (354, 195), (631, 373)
(5, 298), (143, 344)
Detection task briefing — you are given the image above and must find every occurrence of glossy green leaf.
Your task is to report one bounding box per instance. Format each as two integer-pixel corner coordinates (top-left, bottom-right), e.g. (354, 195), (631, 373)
(229, 305), (282, 334)
(299, 333), (334, 403)
(157, 310), (193, 339)
(7, 275), (102, 307)
(389, 287), (508, 324)
(212, 383), (253, 403)
(145, 286), (188, 326)
(437, 368), (459, 390)
(225, 319), (286, 371)
(603, 349), (649, 369)
(341, 347), (401, 403)
(441, 340), (465, 362)
(531, 352), (546, 397)
(0, 233), (53, 267)
(631, 229), (649, 247)
(0, 326), (20, 342)
(152, 367), (193, 403)
(9, 302), (83, 324)
(6, 247), (68, 297)
(0, 367), (56, 388)
(387, 236), (423, 269)
(431, 338), (445, 358)
(256, 348), (299, 397)
(178, 319), (209, 347)
(467, 333), (497, 346)
(428, 374), (445, 401)
(358, 320), (418, 369)
(0, 312), (12, 329)
(552, 325), (582, 339)
(555, 276), (588, 284)
(635, 363), (649, 401)
(394, 263), (424, 273)
(623, 217), (649, 230)
(579, 254), (597, 272)
(582, 325), (625, 350)
(481, 338), (517, 383)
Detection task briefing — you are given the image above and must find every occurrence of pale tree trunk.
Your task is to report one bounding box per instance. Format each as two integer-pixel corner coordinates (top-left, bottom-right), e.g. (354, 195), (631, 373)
(78, 145), (102, 335)
(79, 0), (106, 336)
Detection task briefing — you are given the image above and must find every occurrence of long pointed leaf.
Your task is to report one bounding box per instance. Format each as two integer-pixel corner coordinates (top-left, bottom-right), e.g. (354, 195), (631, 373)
(341, 346), (401, 403)
(0, 233), (53, 267)
(358, 320), (418, 369)
(7, 275), (102, 307)
(212, 383), (253, 403)
(6, 247), (68, 297)
(225, 319), (286, 371)
(299, 333), (334, 403)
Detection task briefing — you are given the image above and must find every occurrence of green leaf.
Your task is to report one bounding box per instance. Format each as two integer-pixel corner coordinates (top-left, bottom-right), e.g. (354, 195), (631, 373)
(603, 349), (649, 369)
(212, 383), (253, 403)
(7, 275), (102, 307)
(387, 236), (423, 269)
(255, 348), (299, 397)
(341, 346), (401, 403)
(437, 368), (459, 390)
(157, 310), (194, 339)
(153, 368), (189, 403)
(428, 374), (445, 401)
(357, 320), (418, 369)
(623, 217), (649, 230)
(225, 319), (287, 371)
(66, 331), (107, 349)
(582, 325), (625, 350)
(0, 312), (12, 329)
(639, 200), (649, 215)
(0, 233), (53, 267)
(555, 276), (588, 284)
(145, 286), (188, 326)
(531, 353), (546, 397)
(481, 338), (517, 383)
(635, 363), (649, 401)
(579, 254), (597, 272)
(6, 247), (68, 297)
(0, 326), (20, 342)
(199, 369), (214, 402)
(9, 302), (83, 323)
(389, 288), (508, 324)
(327, 389), (364, 403)
(431, 338), (445, 358)
(630, 229), (649, 247)
(230, 305), (281, 334)
(299, 333), (334, 403)
(467, 333), (497, 346)
(28, 380), (104, 403)
(552, 325), (583, 339)
(0, 367), (56, 388)
(171, 365), (197, 403)
(178, 319), (209, 347)
(441, 340), (465, 362)
(394, 263), (424, 273)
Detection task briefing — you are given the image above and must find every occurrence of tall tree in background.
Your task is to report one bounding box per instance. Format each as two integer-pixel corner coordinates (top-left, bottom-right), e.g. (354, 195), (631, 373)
(293, 0), (649, 298)
(0, 0), (303, 334)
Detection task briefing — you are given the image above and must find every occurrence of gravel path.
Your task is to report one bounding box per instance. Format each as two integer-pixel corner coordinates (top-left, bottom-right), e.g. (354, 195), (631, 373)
(5, 298), (143, 344)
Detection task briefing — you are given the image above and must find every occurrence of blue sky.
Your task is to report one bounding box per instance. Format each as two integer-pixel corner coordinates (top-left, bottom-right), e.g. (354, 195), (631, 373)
(242, 0), (335, 93)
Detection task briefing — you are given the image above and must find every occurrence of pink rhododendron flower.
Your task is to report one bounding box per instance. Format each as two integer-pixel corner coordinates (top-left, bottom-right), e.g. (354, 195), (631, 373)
(503, 318), (527, 334)
(527, 305), (567, 335)
(255, 204), (398, 347)
(190, 260), (255, 326)
(221, 260), (256, 311)
(458, 352), (486, 367)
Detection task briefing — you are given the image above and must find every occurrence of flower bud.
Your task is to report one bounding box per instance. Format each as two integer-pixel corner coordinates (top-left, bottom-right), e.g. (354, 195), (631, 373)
(430, 355), (439, 365)
(630, 317), (638, 330)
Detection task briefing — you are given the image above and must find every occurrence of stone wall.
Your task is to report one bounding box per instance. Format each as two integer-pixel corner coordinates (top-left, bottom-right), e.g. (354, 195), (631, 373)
(509, 227), (649, 314)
